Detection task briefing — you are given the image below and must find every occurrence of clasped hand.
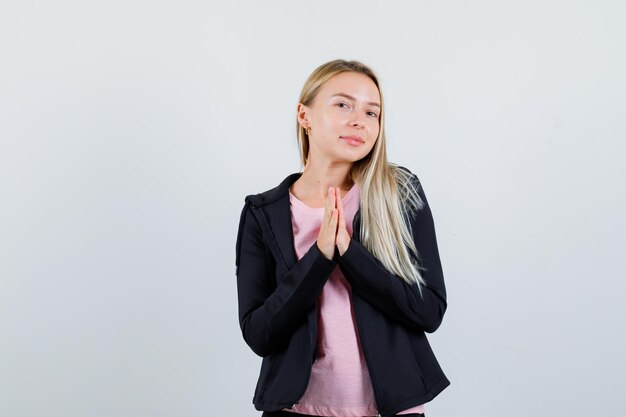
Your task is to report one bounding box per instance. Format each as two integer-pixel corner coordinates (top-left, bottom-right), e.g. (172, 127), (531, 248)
(316, 187), (351, 260)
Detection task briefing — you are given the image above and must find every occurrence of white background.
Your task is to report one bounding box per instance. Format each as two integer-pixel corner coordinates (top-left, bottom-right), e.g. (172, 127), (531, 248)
(1, 1), (624, 416)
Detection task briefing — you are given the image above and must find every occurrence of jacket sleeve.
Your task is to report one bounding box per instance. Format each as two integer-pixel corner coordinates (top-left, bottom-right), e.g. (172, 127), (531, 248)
(235, 200), (338, 357)
(336, 174), (447, 333)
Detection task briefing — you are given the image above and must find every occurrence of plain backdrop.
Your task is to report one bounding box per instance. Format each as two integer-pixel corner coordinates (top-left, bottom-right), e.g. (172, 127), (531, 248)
(1, 1), (625, 416)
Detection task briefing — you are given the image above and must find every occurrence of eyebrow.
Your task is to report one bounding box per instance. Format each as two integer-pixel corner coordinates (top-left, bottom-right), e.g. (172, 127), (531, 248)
(330, 93), (380, 108)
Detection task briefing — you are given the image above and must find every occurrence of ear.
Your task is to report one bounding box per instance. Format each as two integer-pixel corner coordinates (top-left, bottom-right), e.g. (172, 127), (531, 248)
(297, 103), (311, 128)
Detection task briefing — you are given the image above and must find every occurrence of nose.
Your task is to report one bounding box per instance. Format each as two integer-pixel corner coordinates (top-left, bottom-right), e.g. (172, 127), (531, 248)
(350, 118), (363, 128)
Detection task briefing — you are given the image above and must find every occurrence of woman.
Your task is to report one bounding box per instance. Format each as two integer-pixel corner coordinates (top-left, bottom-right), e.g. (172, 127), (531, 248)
(235, 59), (450, 417)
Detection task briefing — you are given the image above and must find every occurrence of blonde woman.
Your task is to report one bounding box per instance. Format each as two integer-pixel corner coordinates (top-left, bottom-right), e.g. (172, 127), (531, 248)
(235, 59), (450, 417)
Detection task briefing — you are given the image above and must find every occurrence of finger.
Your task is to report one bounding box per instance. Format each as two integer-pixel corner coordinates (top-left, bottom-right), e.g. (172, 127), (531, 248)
(324, 186), (334, 221)
(336, 187), (343, 211)
(337, 192), (346, 230)
(330, 188), (337, 219)
(330, 208), (338, 229)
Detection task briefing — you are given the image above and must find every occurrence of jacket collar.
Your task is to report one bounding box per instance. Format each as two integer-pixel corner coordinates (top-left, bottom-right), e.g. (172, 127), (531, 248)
(245, 172), (361, 270)
(245, 172), (302, 208)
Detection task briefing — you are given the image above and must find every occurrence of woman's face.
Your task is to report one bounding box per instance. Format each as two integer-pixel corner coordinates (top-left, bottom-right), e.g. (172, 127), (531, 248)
(299, 71), (381, 164)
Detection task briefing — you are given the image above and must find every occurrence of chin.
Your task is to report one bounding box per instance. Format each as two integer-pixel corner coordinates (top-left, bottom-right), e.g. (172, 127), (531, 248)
(338, 153), (369, 164)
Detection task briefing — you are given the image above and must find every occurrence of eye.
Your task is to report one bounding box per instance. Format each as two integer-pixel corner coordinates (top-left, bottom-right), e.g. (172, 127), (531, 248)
(367, 111), (378, 117)
(337, 102), (349, 109)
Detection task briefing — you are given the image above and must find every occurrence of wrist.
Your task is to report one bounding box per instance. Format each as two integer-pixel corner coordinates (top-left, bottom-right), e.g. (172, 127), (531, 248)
(337, 239), (351, 257)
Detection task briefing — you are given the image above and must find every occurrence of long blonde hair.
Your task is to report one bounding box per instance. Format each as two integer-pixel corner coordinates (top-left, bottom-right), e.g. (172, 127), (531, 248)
(296, 59), (428, 296)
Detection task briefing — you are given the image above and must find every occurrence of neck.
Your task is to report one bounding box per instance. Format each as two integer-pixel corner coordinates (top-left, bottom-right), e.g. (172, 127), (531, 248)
(296, 159), (354, 198)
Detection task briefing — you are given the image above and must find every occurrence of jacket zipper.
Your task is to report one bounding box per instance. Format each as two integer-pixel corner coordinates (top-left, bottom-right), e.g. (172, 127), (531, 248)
(353, 296), (383, 417)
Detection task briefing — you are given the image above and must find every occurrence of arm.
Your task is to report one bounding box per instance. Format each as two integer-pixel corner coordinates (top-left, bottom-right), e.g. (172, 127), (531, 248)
(337, 174), (447, 333)
(235, 201), (337, 357)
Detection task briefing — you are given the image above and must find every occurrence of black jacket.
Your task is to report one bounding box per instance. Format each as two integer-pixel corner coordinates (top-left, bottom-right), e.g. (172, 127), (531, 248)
(235, 166), (450, 417)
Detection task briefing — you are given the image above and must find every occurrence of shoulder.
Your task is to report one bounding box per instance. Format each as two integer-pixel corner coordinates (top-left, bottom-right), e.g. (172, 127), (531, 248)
(389, 163), (423, 192)
(388, 163), (427, 215)
(243, 172), (302, 208)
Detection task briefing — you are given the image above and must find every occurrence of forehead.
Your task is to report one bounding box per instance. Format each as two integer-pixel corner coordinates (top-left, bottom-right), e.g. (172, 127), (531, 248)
(319, 72), (380, 104)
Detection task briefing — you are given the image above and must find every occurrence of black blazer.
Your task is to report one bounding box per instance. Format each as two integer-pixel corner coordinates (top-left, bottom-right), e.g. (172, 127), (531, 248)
(235, 165), (450, 417)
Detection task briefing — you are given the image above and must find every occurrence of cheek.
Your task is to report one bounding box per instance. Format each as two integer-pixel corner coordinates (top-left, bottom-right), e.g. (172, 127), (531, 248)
(371, 122), (380, 137)
(320, 114), (333, 127)
(369, 138), (378, 151)
(371, 126), (381, 144)
(318, 115), (343, 138)
(321, 112), (341, 128)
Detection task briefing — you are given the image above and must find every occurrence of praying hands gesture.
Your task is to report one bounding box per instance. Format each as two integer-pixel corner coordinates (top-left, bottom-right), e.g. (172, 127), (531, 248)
(316, 186), (351, 260)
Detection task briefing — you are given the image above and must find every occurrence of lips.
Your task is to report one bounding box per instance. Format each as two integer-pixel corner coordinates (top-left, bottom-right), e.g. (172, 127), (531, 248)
(340, 135), (364, 145)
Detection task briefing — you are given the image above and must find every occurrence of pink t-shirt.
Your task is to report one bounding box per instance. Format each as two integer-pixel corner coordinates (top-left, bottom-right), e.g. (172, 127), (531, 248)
(281, 183), (425, 417)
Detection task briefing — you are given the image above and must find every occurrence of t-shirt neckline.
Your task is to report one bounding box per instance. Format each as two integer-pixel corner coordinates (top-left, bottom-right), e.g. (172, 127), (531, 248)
(289, 183), (358, 211)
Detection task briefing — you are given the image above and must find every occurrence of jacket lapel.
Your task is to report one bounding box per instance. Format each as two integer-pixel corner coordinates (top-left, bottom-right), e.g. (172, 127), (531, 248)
(263, 193), (299, 269)
(253, 171), (362, 271)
